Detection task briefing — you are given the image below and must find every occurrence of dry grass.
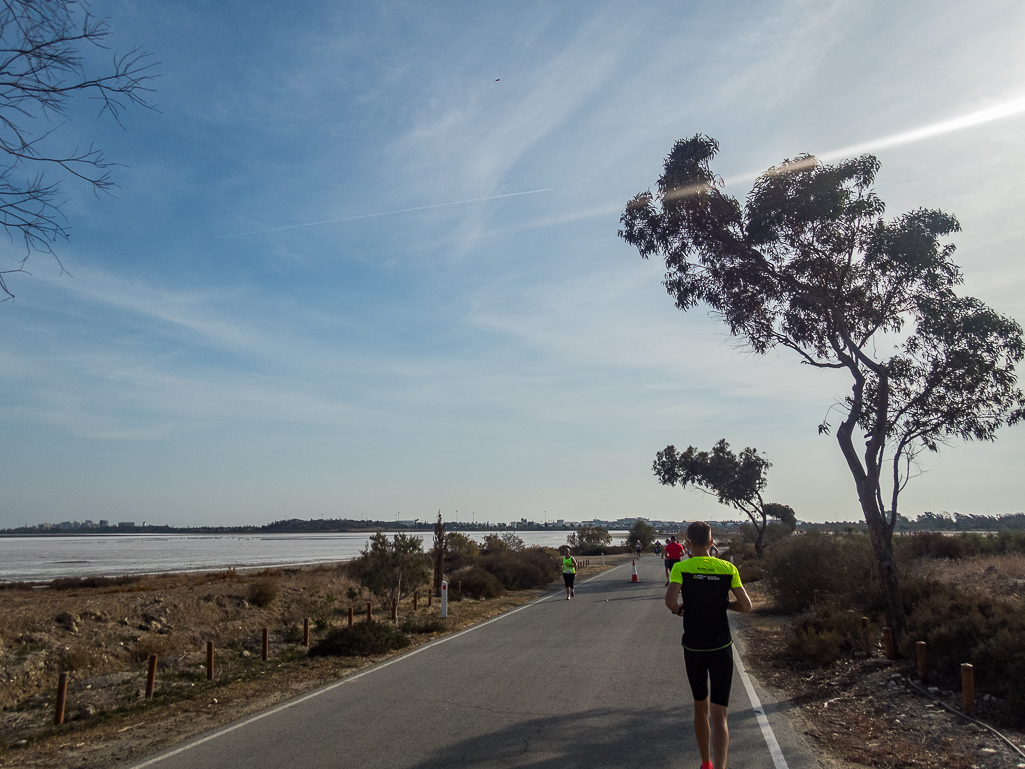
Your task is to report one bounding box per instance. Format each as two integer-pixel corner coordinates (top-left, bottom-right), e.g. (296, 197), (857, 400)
(905, 552), (1025, 607)
(0, 555), (628, 767)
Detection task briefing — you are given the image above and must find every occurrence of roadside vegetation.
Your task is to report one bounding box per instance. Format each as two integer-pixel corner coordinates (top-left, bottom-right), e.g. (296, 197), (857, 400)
(740, 529), (1025, 727)
(0, 533), (612, 762)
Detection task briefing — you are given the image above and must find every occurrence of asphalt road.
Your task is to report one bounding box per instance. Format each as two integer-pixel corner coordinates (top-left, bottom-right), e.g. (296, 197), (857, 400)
(127, 557), (820, 769)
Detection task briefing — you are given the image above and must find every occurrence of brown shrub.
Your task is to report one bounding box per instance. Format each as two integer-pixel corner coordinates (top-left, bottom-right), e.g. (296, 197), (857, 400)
(789, 604), (873, 664)
(247, 578), (280, 608)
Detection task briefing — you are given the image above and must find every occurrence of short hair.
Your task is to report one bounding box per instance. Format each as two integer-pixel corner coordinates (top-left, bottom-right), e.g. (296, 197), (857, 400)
(687, 521), (711, 546)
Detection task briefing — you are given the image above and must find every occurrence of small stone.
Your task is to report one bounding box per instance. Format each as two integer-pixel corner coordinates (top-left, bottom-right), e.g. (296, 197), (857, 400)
(865, 658), (893, 668)
(209, 698), (218, 705)
(979, 748), (997, 755)
(927, 686), (940, 693)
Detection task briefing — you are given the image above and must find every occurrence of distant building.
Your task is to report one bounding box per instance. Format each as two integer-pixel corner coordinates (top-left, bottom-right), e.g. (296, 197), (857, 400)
(118, 521), (137, 529)
(99, 520), (110, 527)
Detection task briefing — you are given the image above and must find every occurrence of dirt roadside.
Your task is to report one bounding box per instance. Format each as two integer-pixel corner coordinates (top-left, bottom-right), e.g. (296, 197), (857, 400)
(6, 557), (1023, 769)
(0, 557), (628, 769)
(734, 585), (1025, 769)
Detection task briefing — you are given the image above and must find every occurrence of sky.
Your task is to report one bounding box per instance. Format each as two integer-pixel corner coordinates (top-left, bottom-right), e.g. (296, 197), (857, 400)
(2, 0), (1024, 529)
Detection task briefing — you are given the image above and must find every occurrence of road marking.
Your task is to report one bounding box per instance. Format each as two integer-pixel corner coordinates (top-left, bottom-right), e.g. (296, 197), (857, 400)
(127, 562), (628, 768)
(734, 644), (790, 769)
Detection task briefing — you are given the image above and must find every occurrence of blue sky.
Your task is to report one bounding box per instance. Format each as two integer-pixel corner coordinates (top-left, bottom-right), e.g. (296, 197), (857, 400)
(2, 0), (1024, 528)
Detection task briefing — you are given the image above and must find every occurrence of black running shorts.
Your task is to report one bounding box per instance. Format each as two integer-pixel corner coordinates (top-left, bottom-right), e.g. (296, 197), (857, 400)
(562, 572), (575, 587)
(683, 646), (734, 707)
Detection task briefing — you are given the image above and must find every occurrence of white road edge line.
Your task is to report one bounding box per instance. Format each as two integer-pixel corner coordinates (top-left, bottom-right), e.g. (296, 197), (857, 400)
(127, 562), (629, 768)
(734, 644), (790, 769)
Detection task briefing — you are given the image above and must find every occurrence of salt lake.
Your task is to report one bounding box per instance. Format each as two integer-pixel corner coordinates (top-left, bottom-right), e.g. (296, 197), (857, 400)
(0, 531), (629, 583)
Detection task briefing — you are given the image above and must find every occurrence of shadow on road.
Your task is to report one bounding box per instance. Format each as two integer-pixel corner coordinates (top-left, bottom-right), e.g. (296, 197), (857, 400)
(406, 705), (684, 768)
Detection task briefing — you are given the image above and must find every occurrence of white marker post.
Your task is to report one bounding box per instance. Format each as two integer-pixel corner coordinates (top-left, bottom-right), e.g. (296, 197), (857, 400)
(440, 580), (448, 618)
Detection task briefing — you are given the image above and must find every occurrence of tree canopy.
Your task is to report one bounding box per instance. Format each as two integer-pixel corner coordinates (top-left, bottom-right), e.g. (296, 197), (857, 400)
(653, 439), (790, 556)
(0, 0), (156, 298)
(621, 134), (1025, 636)
(356, 532), (430, 616)
(567, 525), (611, 553)
(626, 519), (657, 551)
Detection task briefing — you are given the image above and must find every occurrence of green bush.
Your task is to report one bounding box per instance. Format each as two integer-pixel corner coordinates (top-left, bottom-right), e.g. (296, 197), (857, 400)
(901, 580), (1025, 726)
(399, 616), (446, 634)
(451, 565), (506, 599)
(309, 620), (410, 657)
(762, 531), (877, 613)
(478, 548), (560, 590)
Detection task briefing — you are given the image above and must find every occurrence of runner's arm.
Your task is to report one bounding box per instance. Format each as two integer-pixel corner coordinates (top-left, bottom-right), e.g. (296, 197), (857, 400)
(728, 585), (752, 613)
(664, 581), (683, 615)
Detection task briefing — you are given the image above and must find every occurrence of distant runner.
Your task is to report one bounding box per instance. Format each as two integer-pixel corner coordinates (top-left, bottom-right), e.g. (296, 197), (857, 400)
(663, 536), (684, 586)
(664, 521), (751, 769)
(560, 547), (579, 600)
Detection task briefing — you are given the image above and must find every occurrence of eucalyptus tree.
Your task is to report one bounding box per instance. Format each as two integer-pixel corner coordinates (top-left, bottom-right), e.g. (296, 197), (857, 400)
(621, 135), (1025, 637)
(0, 0), (156, 298)
(653, 439), (792, 557)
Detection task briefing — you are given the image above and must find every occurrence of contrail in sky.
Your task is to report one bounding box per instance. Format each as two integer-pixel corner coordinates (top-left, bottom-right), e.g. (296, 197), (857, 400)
(721, 95), (1025, 188)
(229, 188), (554, 238)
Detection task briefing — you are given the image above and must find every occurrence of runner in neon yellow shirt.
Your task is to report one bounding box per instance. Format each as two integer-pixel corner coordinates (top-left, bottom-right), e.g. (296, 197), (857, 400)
(665, 521), (751, 769)
(560, 547), (579, 600)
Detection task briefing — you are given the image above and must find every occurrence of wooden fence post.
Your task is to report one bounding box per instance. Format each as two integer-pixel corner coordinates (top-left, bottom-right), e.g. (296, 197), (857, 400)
(262, 628), (269, 661)
(428, 594), (432, 608)
(882, 627), (894, 660)
(391, 599), (397, 621)
(413, 592), (419, 611)
(348, 607), (354, 627)
(861, 617), (869, 651)
(54, 672), (69, 725)
(146, 654), (158, 699)
(962, 663), (975, 716)
(367, 602), (373, 621)
(916, 641), (927, 682)
(303, 618), (310, 647)
(207, 641), (215, 681)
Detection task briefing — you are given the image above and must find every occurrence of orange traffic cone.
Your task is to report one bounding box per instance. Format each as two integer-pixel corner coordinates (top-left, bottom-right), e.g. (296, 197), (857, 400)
(630, 559), (639, 583)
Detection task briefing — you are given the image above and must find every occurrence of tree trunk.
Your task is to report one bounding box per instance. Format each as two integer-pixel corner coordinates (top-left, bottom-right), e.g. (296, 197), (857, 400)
(836, 408), (908, 645)
(863, 504), (907, 643)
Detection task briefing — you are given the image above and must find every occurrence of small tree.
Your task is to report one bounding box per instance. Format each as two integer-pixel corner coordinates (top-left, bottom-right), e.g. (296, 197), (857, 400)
(445, 532), (480, 560)
(567, 525), (612, 553)
(626, 519), (657, 552)
(621, 135), (1025, 637)
(499, 532), (525, 551)
(355, 532), (430, 619)
(653, 439), (791, 557)
(481, 533), (508, 555)
(0, 1), (156, 298)
(432, 512), (444, 597)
